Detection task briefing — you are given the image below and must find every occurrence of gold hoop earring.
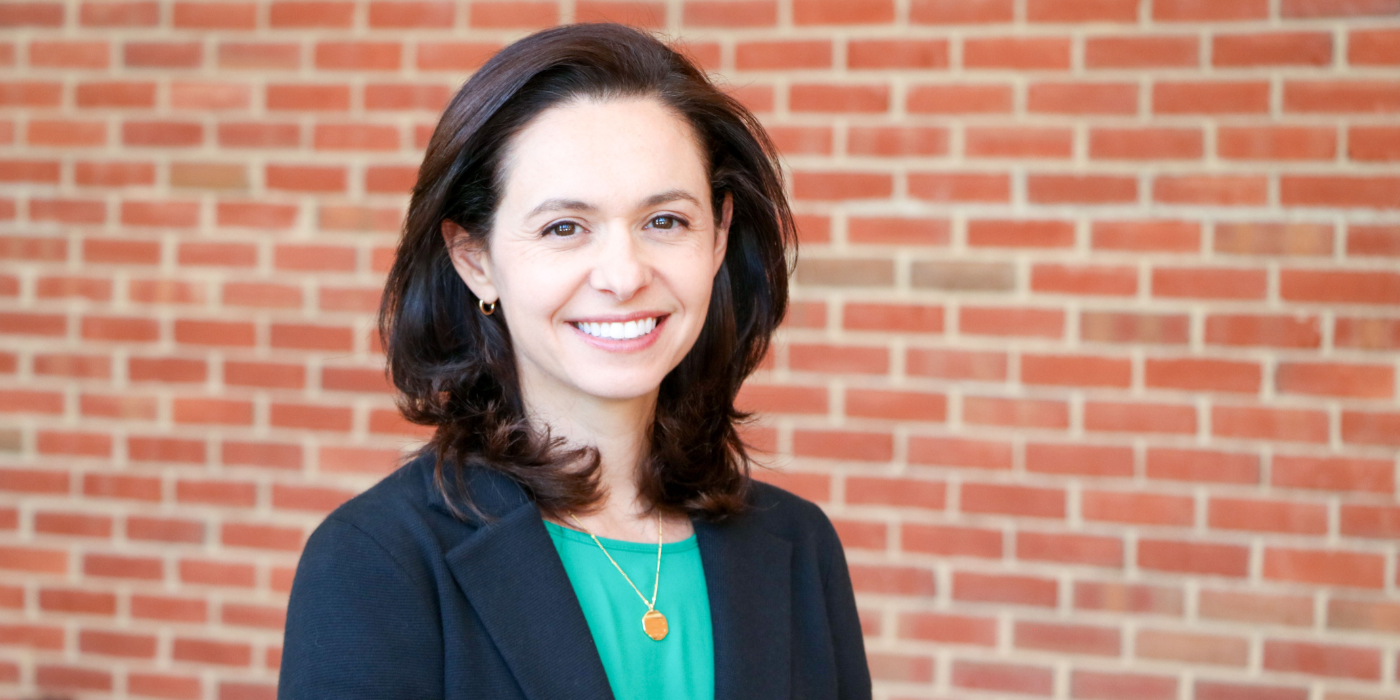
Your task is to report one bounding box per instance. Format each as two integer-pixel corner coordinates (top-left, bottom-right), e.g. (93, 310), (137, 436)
(478, 299), (497, 316)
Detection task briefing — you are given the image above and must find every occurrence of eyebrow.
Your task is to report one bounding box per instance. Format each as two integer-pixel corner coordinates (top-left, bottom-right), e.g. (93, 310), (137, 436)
(524, 189), (703, 219)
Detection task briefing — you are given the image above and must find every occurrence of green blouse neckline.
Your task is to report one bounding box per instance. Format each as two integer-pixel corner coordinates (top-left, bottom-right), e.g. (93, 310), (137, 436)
(543, 519), (699, 553)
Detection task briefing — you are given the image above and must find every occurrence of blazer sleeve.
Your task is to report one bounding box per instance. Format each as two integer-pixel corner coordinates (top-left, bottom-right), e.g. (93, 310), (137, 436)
(817, 513), (873, 700)
(279, 516), (444, 700)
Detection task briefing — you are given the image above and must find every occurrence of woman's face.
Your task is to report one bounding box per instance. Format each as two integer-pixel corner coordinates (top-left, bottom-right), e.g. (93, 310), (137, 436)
(444, 96), (730, 412)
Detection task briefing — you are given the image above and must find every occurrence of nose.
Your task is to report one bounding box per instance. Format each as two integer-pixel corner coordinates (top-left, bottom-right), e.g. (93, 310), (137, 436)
(588, 226), (651, 301)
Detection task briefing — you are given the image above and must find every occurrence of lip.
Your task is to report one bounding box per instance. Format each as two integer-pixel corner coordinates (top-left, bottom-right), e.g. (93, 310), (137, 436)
(566, 310), (668, 324)
(568, 314), (669, 352)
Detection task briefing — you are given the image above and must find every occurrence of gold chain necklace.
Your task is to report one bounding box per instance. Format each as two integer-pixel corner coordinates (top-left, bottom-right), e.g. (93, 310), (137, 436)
(565, 511), (669, 641)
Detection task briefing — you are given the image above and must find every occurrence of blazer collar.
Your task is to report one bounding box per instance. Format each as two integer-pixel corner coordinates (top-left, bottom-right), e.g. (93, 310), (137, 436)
(431, 466), (793, 700)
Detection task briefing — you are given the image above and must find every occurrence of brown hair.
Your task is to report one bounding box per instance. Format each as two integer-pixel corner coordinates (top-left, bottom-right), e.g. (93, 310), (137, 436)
(379, 23), (794, 523)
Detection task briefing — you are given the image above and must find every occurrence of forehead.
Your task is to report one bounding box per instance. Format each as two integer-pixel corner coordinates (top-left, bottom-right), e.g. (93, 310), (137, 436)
(497, 96), (710, 209)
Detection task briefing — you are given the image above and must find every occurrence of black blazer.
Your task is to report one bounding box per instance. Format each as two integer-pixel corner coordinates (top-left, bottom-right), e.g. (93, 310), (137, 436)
(278, 453), (872, 700)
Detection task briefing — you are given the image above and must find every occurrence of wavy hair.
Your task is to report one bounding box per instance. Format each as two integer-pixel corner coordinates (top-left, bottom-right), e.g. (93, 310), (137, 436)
(379, 23), (794, 523)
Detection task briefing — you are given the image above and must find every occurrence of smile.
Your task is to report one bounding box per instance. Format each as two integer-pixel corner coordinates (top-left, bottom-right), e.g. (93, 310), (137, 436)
(570, 316), (661, 340)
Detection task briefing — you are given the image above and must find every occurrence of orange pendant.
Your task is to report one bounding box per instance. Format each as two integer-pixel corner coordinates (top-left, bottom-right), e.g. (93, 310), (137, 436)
(642, 609), (668, 641)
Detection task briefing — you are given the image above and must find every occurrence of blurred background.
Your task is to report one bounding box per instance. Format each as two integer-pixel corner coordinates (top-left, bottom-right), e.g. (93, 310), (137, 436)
(2, 0), (1399, 698)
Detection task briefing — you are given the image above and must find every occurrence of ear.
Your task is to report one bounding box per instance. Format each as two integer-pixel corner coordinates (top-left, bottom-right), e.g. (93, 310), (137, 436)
(441, 219), (498, 304)
(712, 192), (732, 272)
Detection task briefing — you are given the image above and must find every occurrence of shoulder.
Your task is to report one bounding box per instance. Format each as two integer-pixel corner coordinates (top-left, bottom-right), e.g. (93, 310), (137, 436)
(738, 477), (845, 567)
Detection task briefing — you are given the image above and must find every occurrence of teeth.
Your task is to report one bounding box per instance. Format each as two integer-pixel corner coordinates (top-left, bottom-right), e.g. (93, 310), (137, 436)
(576, 317), (658, 340)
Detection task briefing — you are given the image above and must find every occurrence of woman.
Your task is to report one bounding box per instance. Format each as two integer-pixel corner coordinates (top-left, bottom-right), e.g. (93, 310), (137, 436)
(278, 23), (870, 700)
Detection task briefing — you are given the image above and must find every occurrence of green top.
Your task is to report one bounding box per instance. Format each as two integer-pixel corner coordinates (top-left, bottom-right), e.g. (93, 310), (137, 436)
(544, 520), (715, 700)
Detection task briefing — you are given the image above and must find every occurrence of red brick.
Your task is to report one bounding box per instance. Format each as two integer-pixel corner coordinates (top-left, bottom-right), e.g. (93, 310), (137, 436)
(1092, 220), (1200, 252)
(953, 572), (1057, 607)
(31, 40), (110, 69)
(222, 522), (303, 551)
(81, 1), (158, 26)
(79, 629), (156, 660)
(1086, 36), (1198, 68)
(1022, 353), (1131, 387)
(966, 127), (1072, 159)
(1350, 127), (1400, 162)
(1349, 28), (1400, 65)
(849, 564), (935, 596)
(1139, 539), (1249, 576)
(1026, 443), (1133, 477)
(128, 673), (202, 699)
(1146, 448), (1259, 484)
(790, 84), (889, 113)
(907, 436), (1012, 470)
(574, 1), (665, 26)
(1219, 126), (1337, 160)
(179, 559), (253, 586)
(1195, 681), (1308, 700)
(1207, 314), (1322, 349)
(1016, 621), (1120, 655)
(1200, 589), (1314, 626)
(1285, 0), (1400, 15)
(793, 0), (894, 24)
(789, 344), (888, 374)
(35, 512), (112, 538)
(848, 39), (948, 69)
(415, 42), (500, 71)
(907, 84), (1013, 113)
(1342, 410), (1400, 446)
(899, 612), (996, 645)
(1155, 81), (1270, 114)
(1272, 454), (1393, 494)
(792, 171), (892, 200)
(1075, 581), (1184, 615)
(845, 389), (945, 422)
(964, 396), (1068, 429)
(910, 0), (1013, 22)
(39, 588), (117, 615)
(125, 42), (202, 69)
(962, 482), (1064, 518)
(1085, 402), (1196, 434)
(1137, 629), (1250, 665)
(77, 81), (156, 108)
(1146, 358), (1261, 394)
(1282, 269), (1400, 304)
(174, 2), (255, 28)
(681, 0), (773, 26)
(1285, 80), (1400, 113)
(1216, 405), (1330, 443)
(173, 637), (252, 666)
(1017, 532), (1123, 567)
(1154, 0), (1268, 20)
(1072, 670), (1177, 700)
(1083, 490), (1195, 526)
(1264, 640), (1382, 680)
(1029, 81), (1138, 114)
(1026, 0), (1139, 20)
(1210, 497), (1327, 534)
(952, 660), (1053, 695)
(1282, 175), (1400, 208)
(906, 349), (1007, 381)
(964, 37), (1072, 70)
(1029, 175), (1137, 204)
(269, 1), (355, 27)
(1216, 32), (1332, 67)
(1328, 597), (1400, 632)
(903, 524), (1001, 558)
(1154, 175), (1268, 205)
(793, 430), (893, 462)
(1264, 548), (1385, 589)
(368, 1), (455, 27)
(908, 172), (1010, 202)
(85, 553), (162, 580)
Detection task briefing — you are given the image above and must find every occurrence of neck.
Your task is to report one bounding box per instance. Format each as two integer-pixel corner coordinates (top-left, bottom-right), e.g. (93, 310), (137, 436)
(521, 380), (657, 520)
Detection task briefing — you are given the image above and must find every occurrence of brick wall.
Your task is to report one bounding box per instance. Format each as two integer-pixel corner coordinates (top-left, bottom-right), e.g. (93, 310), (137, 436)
(2, 0), (1399, 698)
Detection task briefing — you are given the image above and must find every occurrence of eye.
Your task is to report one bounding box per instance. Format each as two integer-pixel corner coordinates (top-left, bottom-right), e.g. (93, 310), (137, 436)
(545, 221), (579, 237)
(648, 215), (685, 230)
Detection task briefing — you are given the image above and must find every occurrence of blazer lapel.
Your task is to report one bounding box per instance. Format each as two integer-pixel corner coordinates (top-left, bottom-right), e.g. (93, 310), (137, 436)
(441, 472), (614, 700)
(695, 516), (793, 700)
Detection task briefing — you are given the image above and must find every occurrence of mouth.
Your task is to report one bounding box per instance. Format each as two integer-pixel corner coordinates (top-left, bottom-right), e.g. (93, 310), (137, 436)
(569, 315), (664, 341)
